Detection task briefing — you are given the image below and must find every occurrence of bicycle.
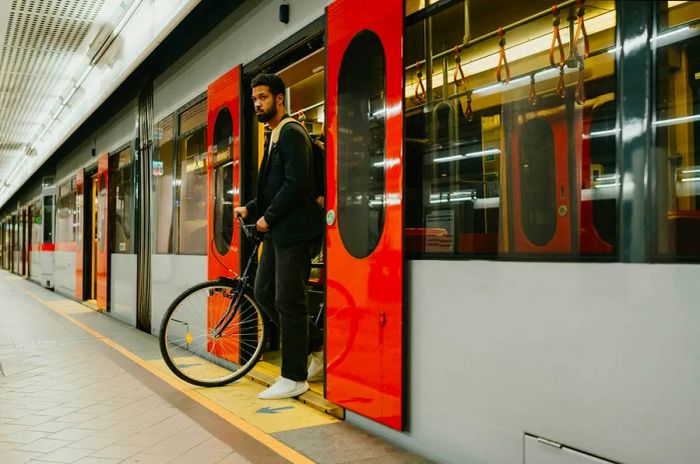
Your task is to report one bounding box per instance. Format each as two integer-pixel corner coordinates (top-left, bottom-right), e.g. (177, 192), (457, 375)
(159, 218), (268, 387)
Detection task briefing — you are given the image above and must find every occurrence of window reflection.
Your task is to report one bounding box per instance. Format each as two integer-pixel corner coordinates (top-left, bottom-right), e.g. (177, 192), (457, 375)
(404, 0), (618, 258)
(654, 2), (700, 260)
(154, 116), (174, 254)
(176, 126), (207, 256)
(213, 108), (234, 256)
(109, 147), (134, 254)
(338, 31), (386, 259)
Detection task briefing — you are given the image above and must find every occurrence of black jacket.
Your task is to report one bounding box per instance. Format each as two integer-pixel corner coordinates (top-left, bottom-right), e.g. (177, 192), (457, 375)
(245, 119), (323, 247)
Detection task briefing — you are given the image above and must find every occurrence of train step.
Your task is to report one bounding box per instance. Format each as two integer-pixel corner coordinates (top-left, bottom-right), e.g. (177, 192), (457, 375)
(247, 361), (344, 420)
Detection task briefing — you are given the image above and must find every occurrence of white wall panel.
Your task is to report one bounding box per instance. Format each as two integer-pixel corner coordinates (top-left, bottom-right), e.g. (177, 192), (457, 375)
(53, 250), (75, 298)
(110, 253), (137, 327)
(150, 254), (207, 335)
(29, 251), (41, 283)
(349, 261), (700, 464)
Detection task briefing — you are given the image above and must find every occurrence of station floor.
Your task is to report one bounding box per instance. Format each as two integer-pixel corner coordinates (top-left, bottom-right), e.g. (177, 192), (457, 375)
(0, 271), (432, 464)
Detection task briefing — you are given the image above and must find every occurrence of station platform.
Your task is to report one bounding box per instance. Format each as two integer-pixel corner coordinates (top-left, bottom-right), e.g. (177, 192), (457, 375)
(0, 271), (432, 464)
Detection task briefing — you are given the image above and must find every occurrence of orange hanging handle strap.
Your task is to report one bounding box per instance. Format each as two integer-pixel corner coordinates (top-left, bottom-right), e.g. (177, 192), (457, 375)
(413, 62), (426, 103)
(528, 72), (537, 105)
(549, 5), (565, 68)
(556, 66), (566, 98)
(573, 0), (590, 60)
(453, 46), (467, 88)
(496, 27), (510, 84)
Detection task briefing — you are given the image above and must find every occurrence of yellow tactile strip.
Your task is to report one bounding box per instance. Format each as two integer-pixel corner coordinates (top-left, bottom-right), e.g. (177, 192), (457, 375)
(6, 275), (338, 464)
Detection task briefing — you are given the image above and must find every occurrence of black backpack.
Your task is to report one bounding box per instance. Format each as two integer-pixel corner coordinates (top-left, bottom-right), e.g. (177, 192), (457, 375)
(274, 118), (325, 205)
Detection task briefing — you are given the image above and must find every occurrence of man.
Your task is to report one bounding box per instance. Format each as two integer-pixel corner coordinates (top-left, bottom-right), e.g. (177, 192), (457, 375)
(234, 73), (324, 400)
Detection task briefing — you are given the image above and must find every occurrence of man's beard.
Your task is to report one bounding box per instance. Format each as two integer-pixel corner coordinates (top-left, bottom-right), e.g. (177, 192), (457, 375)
(257, 106), (277, 123)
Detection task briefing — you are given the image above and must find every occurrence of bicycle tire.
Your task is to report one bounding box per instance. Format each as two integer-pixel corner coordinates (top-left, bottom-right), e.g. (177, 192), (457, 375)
(159, 279), (266, 387)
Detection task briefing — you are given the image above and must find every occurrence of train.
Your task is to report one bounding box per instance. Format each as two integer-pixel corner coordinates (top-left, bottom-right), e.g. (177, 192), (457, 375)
(1, 0), (699, 463)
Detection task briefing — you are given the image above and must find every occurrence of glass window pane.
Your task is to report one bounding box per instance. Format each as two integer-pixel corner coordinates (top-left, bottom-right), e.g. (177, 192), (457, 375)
(179, 99), (207, 135)
(654, 4), (700, 260)
(404, 0), (618, 259)
(658, 1), (700, 31)
(32, 201), (42, 247)
(176, 125), (207, 255)
(56, 180), (75, 243)
(43, 195), (53, 243)
(109, 147), (134, 254)
(154, 115), (175, 254)
(213, 108), (234, 256)
(338, 31), (386, 259)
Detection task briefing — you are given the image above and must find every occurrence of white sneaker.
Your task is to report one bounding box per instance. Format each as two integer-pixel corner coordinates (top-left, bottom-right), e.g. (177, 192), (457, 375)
(258, 377), (309, 400)
(307, 351), (324, 381)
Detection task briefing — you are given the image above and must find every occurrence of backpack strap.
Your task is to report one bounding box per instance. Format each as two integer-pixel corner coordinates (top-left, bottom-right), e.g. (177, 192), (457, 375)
(270, 117), (303, 145)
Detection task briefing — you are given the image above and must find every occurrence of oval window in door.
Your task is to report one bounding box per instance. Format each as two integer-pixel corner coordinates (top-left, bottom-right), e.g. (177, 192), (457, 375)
(212, 108), (234, 256)
(337, 30), (386, 259)
(519, 117), (556, 247)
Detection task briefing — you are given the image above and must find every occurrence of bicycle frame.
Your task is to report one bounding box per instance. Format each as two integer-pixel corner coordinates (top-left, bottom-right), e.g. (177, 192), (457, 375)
(210, 220), (261, 337)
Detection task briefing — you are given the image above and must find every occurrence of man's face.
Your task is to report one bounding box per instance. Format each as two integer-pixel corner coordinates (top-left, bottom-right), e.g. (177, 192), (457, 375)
(252, 85), (279, 123)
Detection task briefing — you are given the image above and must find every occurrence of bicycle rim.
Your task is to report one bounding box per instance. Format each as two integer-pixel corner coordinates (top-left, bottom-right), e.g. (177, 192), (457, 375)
(159, 280), (265, 387)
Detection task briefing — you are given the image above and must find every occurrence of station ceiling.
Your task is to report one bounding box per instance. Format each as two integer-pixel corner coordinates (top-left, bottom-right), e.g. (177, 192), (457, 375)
(0, 0), (201, 209)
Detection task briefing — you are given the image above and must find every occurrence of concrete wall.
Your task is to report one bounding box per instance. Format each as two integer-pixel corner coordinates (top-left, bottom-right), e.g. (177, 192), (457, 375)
(349, 260), (700, 464)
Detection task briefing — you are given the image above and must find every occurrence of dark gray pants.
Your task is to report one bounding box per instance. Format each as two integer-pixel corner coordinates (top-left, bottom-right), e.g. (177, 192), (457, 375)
(254, 236), (324, 381)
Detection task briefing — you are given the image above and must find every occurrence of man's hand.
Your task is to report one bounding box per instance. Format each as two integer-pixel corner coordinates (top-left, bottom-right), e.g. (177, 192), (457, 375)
(233, 206), (248, 221)
(256, 216), (270, 233)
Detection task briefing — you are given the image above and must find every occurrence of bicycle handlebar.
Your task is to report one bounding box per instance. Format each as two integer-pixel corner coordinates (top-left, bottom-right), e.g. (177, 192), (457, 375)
(237, 216), (262, 242)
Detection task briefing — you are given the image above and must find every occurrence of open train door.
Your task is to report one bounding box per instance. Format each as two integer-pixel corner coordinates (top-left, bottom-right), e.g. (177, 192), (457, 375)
(75, 167), (84, 299)
(96, 154), (109, 310)
(206, 66), (244, 362)
(325, 0), (404, 430)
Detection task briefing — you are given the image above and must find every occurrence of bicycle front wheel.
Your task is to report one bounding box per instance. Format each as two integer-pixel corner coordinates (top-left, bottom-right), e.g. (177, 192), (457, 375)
(159, 279), (266, 387)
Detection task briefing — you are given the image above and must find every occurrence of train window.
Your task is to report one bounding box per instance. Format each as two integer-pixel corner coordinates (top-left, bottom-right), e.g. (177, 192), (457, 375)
(653, 2), (700, 261)
(154, 115), (175, 254)
(109, 146), (134, 254)
(404, 0), (619, 259)
(176, 124), (207, 255)
(337, 31), (386, 259)
(212, 108), (234, 256)
(43, 195), (53, 243)
(56, 179), (76, 243)
(31, 200), (42, 249)
(179, 99), (207, 134)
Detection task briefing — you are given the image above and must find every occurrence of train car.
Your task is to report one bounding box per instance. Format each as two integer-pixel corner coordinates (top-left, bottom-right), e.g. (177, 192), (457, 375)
(1, 1), (699, 463)
(27, 183), (57, 289)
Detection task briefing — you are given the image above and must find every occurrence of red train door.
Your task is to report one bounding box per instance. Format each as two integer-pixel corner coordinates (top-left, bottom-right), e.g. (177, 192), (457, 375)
(206, 66), (243, 362)
(326, 0), (404, 430)
(509, 107), (577, 253)
(96, 154), (109, 310)
(75, 168), (84, 299)
(207, 66), (241, 280)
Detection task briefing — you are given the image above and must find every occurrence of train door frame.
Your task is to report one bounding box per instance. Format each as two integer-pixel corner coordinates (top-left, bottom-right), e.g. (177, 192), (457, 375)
(82, 167), (98, 303)
(240, 19), (326, 362)
(75, 168), (85, 299)
(96, 154), (109, 310)
(24, 204), (31, 278)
